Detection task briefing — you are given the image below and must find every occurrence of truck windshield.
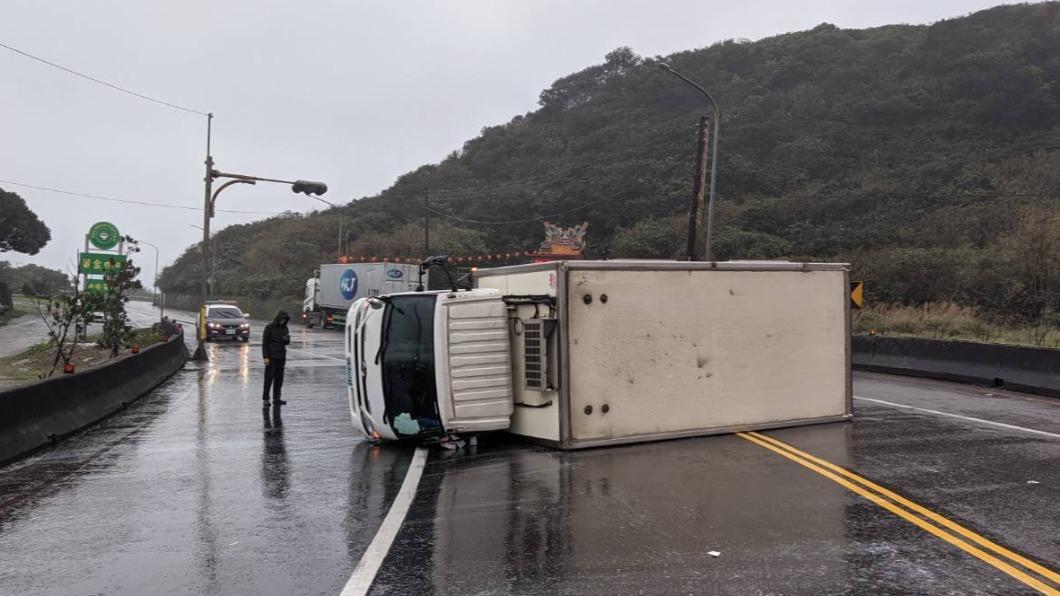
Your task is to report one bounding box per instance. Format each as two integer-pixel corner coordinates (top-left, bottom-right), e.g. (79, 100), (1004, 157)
(378, 295), (442, 438)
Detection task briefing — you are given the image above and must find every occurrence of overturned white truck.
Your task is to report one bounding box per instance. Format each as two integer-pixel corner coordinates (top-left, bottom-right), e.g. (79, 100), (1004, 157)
(344, 260), (852, 449)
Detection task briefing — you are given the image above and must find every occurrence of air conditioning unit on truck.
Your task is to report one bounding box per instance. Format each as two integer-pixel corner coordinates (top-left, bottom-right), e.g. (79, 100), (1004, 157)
(303, 263), (419, 328)
(345, 260), (852, 449)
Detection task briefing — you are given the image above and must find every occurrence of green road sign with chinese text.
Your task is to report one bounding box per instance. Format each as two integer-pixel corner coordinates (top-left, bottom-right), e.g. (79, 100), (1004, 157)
(84, 279), (108, 294)
(88, 222), (120, 250)
(79, 252), (126, 275)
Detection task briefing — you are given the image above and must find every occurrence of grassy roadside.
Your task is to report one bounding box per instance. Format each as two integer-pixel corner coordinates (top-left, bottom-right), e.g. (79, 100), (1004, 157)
(0, 305), (22, 327)
(853, 302), (1060, 348)
(0, 327), (165, 390)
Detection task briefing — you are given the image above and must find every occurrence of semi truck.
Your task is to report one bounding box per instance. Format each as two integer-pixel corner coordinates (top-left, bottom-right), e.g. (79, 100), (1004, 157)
(303, 262), (419, 328)
(344, 260), (852, 449)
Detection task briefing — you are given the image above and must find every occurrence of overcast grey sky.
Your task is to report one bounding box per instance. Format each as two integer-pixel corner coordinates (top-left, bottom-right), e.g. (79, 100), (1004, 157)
(2, 0), (1007, 284)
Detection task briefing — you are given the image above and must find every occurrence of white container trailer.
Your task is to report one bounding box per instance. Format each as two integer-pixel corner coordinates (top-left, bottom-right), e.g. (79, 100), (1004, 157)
(345, 260), (851, 449)
(304, 262), (419, 328)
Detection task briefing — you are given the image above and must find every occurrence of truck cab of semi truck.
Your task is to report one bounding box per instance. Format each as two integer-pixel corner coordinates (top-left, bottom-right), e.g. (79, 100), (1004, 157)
(302, 276), (322, 327)
(344, 288), (513, 442)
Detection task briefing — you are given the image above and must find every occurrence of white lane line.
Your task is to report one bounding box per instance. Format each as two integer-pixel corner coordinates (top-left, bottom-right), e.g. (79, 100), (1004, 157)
(854, 396), (1060, 440)
(340, 446), (429, 596)
(285, 347), (345, 361)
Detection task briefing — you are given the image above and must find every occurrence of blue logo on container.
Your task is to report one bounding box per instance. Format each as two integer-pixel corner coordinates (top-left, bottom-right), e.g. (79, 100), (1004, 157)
(386, 268), (404, 280)
(340, 269), (359, 300)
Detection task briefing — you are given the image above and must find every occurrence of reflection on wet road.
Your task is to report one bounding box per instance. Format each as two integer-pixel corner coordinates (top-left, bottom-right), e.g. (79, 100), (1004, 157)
(0, 312), (1057, 595)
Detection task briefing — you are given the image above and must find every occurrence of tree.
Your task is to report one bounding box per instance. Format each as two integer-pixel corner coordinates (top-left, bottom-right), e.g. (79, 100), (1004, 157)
(0, 261), (70, 296)
(346, 221), (489, 259)
(998, 206), (1060, 322)
(611, 217), (686, 259)
(0, 189), (51, 255)
(95, 236), (143, 357)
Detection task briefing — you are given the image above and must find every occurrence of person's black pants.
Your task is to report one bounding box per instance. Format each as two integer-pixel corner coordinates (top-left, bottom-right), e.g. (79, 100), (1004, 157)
(263, 358), (286, 402)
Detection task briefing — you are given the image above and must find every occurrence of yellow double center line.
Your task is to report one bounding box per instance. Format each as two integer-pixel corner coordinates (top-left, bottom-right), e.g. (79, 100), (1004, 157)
(737, 431), (1060, 595)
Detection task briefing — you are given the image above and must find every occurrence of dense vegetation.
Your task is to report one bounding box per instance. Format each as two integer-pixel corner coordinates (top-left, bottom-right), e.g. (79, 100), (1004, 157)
(0, 262), (69, 296)
(0, 189), (50, 256)
(161, 3), (1060, 324)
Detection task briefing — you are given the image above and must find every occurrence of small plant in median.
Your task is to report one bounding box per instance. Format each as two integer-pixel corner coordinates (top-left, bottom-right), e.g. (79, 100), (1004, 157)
(35, 284), (89, 377)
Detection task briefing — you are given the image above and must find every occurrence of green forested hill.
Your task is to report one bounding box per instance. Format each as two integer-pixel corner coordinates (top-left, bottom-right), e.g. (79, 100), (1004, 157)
(160, 2), (1060, 322)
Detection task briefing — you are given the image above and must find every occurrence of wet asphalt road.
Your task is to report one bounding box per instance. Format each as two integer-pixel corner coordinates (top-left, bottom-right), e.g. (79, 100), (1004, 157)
(0, 317), (1057, 595)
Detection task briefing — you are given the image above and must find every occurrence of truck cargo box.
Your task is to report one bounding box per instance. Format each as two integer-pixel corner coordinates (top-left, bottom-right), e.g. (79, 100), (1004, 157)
(475, 260), (851, 449)
(318, 263), (420, 309)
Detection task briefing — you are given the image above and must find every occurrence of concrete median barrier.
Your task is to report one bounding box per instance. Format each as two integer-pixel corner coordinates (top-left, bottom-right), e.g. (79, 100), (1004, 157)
(852, 335), (1060, 397)
(0, 333), (188, 466)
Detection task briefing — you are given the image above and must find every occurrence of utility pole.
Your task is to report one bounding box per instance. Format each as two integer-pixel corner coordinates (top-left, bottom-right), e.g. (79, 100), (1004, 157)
(686, 116), (711, 261)
(424, 186), (430, 257)
(659, 63), (721, 261)
(337, 216), (344, 260)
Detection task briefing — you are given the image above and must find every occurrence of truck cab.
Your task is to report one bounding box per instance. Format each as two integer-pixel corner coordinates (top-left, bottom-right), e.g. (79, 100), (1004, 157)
(345, 289), (513, 441)
(302, 277), (322, 327)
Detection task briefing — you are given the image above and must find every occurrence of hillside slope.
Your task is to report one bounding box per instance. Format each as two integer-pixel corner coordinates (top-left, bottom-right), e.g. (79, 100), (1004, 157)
(160, 2), (1060, 321)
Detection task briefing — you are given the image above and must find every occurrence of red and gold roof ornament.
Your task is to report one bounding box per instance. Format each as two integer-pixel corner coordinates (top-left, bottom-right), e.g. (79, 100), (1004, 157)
(529, 221), (588, 262)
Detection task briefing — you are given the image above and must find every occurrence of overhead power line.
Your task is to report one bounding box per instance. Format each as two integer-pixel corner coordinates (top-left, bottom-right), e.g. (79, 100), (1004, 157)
(425, 161), (688, 225)
(426, 188), (633, 225)
(0, 40), (209, 116)
(0, 179), (283, 215)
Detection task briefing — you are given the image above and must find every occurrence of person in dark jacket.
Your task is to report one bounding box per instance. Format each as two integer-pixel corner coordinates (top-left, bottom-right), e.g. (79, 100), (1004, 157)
(262, 310), (292, 407)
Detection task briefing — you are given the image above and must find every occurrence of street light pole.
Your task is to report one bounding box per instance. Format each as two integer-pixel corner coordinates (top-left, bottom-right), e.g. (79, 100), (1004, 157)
(658, 63), (721, 261)
(139, 239), (161, 319)
(190, 224), (216, 288)
(191, 114), (330, 362)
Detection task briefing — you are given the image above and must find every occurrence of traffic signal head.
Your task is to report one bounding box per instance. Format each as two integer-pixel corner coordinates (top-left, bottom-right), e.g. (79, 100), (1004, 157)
(291, 180), (328, 195)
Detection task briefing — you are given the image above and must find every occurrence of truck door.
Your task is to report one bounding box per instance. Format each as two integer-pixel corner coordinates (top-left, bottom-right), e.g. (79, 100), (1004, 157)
(435, 292), (513, 433)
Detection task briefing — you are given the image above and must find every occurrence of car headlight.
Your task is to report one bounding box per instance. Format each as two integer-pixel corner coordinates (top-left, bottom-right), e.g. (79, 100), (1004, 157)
(209, 323), (220, 328)
(241, 323), (250, 328)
